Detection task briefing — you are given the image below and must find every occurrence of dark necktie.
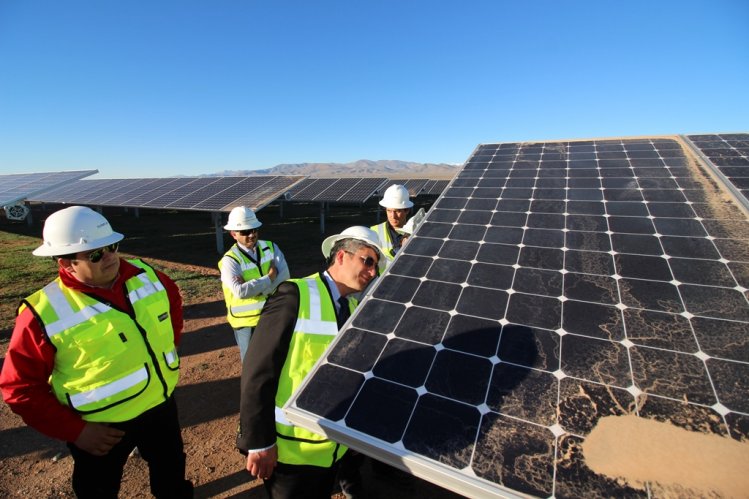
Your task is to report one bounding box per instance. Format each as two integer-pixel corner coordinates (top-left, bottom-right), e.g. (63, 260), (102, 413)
(337, 296), (351, 329)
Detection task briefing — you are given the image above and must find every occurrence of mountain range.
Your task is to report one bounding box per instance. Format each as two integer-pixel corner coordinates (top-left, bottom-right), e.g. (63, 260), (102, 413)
(212, 159), (459, 179)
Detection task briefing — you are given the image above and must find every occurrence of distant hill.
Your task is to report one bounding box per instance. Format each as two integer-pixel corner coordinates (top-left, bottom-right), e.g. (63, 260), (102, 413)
(211, 160), (459, 179)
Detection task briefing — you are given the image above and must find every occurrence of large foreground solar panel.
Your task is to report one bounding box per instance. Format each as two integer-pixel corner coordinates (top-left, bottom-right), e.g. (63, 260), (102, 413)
(685, 133), (749, 205)
(0, 170), (97, 207)
(28, 176), (305, 212)
(285, 136), (749, 498)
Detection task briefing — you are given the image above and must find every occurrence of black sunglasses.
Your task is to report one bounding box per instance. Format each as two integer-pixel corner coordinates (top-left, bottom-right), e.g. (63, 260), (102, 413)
(237, 229), (258, 236)
(84, 243), (120, 263)
(346, 251), (377, 269)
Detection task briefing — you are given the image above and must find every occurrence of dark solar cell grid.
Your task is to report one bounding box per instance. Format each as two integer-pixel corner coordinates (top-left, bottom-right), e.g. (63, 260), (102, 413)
(124, 178), (194, 206)
(286, 137), (749, 498)
(193, 177), (277, 210)
(400, 179), (431, 196)
(85, 179), (155, 206)
(26, 180), (84, 203)
(28, 176), (303, 212)
(69, 179), (131, 204)
(166, 177), (245, 208)
(224, 176), (305, 210)
(312, 178), (361, 201)
(687, 133), (749, 202)
(338, 178), (389, 203)
(140, 178), (209, 207)
(105, 178), (165, 206)
(286, 178), (334, 201)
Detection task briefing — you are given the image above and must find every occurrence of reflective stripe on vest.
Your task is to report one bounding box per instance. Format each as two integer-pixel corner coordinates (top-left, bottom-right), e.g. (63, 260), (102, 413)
(371, 222), (394, 260)
(272, 274), (356, 467)
(24, 259), (180, 422)
(128, 272), (166, 303)
(69, 365), (148, 408)
(41, 282), (113, 337)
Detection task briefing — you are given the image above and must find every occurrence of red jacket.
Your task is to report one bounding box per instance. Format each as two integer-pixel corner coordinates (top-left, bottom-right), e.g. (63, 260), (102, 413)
(0, 259), (184, 442)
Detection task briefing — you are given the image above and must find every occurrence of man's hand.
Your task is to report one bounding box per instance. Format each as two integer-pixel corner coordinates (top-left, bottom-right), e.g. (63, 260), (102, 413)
(74, 422), (125, 456)
(245, 444), (278, 480)
(267, 262), (278, 282)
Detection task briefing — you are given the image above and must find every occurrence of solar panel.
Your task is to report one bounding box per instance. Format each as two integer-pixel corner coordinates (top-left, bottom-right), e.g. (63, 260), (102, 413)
(685, 133), (749, 206)
(312, 178), (362, 201)
(286, 177), (389, 203)
(285, 136), (749, 498)
(400, 179), (431, 197)
(0, 170), (97, 207)
(422, 179), (450, 196)
(223, 176), (306, 210)
(29, 176), (305, 212)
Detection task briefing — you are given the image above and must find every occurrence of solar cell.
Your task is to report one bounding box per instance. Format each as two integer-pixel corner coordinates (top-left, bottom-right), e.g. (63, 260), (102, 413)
(0, 170), (97, 207)
(285, 137), (749, 498)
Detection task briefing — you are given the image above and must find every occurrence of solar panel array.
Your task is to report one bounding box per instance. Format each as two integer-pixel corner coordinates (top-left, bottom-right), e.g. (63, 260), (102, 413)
(285, 177), (389, 203)
(0, 170), (98, 207)
(28, 176), (305, 212)
(686, 133), (749, 204)
(286, 136), (749, 498)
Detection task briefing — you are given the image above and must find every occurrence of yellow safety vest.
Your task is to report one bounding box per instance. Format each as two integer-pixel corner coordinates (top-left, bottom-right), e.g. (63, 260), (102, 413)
(218, 241), (276, 328)
(274, 273), (357, 467)
(22, 259), (180, 422)
(370, 222), (395, 261)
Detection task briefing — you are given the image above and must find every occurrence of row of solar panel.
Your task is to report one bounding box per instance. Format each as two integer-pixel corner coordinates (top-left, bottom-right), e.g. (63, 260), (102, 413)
(17, 176), (450, 212)
(0, 170), (99, 207)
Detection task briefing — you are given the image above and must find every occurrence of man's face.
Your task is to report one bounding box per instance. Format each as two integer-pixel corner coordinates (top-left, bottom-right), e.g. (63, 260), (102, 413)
(231, 228), (259, 249)
(62, 244), (121, 287)
(335, 245), (379, 295)
(386, 208), (409, 229)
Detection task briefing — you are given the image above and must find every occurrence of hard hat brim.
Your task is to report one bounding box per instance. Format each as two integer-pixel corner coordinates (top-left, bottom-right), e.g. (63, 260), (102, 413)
(32, 231), (125, 257)
(379, 199), (414, 209)
(223, 220), (262, 231)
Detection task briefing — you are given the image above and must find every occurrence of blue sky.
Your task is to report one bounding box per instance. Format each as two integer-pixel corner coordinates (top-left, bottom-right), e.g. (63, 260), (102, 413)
(0, 1), (747, 179)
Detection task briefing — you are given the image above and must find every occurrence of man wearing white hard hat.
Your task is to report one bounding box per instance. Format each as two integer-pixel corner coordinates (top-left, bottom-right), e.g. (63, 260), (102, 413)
(0, 206), (193, 498)
(371, 184), (413, 263)
(237, 226), (383, 499)
(219, 206), (289, 361)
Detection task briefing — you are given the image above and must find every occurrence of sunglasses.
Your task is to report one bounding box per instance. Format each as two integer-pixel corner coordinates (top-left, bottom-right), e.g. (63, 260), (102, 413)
(237, 229), (258, 236)
(83, 243), (120, 263)
(346, 251), (377, 269)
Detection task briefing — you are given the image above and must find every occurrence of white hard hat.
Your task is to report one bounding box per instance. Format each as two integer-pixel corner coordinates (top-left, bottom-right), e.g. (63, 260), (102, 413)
(379, 184), (413, 209)
(32, 206), (124, 257)
(321, 226), (386, 271)
(224, 206), (262, 231)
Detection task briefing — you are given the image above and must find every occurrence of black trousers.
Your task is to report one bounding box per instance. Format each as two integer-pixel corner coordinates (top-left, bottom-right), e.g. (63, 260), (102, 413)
(67, 396), (193, 499)
(263, 461), (339, 499)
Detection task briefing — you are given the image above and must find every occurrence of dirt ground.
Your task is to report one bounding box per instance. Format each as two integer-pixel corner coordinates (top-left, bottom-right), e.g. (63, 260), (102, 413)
(0, 203), (463, 498)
